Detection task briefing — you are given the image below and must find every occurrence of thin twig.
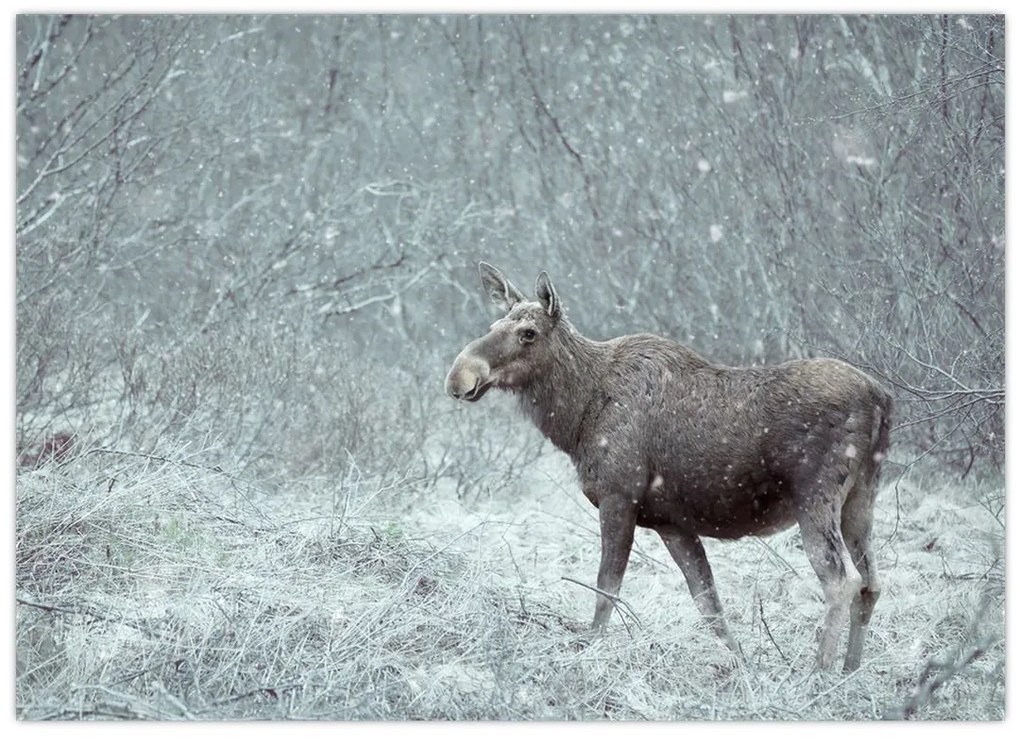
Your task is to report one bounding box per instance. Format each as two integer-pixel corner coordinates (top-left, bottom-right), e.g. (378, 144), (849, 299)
(561, 575), (641, 633)
(883, 592), (998, 719)
(759, 596), (790, 664)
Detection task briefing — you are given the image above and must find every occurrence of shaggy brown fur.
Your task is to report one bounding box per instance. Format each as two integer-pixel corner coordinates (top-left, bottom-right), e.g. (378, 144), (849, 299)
(446, 263), (892, 671)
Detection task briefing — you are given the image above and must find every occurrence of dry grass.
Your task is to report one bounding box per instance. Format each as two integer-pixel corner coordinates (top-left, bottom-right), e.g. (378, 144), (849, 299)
(15, 440), (1004, 721)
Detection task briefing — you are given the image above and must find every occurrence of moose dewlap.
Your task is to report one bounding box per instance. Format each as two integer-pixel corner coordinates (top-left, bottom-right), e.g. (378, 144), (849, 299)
(446, 262), (892, 672)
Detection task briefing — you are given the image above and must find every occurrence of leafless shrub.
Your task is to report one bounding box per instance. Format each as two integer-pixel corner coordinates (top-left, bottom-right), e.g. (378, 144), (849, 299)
(884, 591), (1000, 720)
(15, 14), (1003, 720)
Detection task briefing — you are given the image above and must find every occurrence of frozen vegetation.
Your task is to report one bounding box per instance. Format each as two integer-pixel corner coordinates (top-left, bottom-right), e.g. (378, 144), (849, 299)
(15, 15), (1004, 720)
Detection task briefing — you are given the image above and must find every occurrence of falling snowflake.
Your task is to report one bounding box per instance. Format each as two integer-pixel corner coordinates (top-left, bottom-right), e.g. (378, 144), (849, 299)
(846, 155), (877, 167)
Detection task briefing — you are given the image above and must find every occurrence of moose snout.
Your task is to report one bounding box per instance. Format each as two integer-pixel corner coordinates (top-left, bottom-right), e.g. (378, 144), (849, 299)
(446, 354), (491, 402)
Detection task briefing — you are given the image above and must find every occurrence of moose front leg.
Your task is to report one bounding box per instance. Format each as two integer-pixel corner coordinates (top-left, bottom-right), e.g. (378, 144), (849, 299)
(591, 494), (637, 630)
(656, 527), (742, 658)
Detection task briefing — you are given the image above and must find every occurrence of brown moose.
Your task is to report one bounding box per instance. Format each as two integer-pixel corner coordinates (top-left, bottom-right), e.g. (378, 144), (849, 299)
(445, 263), (892, 671)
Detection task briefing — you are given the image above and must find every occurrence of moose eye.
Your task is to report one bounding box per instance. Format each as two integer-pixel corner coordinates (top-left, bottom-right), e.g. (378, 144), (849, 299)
(520, 328), (537, 344)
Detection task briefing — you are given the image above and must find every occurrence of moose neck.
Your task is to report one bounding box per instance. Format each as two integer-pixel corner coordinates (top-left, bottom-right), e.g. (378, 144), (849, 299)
(515, 321), (607, 456)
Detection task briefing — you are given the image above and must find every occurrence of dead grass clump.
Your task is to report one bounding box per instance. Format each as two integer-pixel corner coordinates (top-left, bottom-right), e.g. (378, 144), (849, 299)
(16, 440), (1005, 721)
(16, 445), (549, 720)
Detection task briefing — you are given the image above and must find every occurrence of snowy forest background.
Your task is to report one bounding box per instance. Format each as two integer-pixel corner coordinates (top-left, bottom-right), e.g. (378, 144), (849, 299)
(16, 15), (1005, 721)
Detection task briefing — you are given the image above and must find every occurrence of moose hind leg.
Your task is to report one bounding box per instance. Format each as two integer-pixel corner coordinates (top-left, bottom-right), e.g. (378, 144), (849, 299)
(797, 483), (862, 671)
(657, 527), (741, 657)
(841, 478), (881, 671)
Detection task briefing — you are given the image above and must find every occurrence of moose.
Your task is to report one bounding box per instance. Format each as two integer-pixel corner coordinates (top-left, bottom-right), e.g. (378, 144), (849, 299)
(446, 263), (892, 671)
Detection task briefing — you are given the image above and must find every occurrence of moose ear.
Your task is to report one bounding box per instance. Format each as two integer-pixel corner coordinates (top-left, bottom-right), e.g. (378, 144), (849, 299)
(479, 261), (526, 313)
(535, 271), (560, 319)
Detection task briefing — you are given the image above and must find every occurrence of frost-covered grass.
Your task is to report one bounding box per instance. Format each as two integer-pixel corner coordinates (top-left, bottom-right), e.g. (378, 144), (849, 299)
(15, 440), (1004, 721)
